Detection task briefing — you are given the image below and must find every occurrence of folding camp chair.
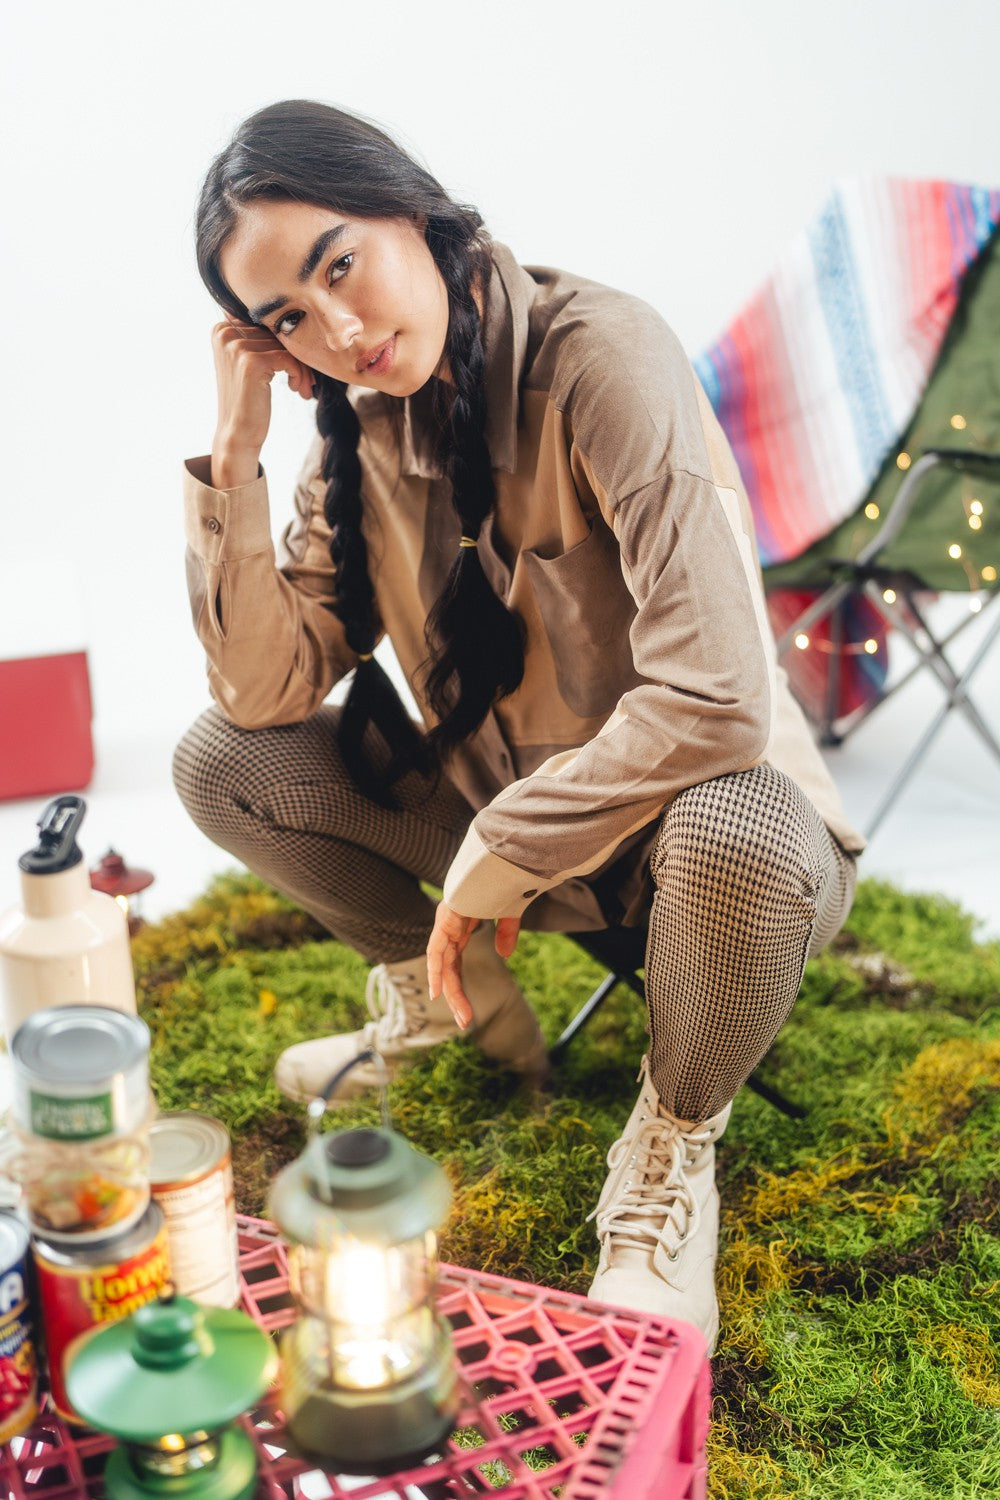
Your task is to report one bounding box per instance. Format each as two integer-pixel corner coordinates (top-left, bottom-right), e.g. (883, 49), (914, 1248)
(696, 176), (1000, 840)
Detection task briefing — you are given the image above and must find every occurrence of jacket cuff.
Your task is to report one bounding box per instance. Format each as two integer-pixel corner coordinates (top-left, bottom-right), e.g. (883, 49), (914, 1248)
(183, 456), (273, 560)
(444, 824), (559, 920)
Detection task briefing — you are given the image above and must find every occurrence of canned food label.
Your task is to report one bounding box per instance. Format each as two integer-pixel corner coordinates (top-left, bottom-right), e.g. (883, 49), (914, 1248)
(0, 1262), (38, 1442)
(30, 1091), (115, 1141)
(36, 1220), (170, 1420)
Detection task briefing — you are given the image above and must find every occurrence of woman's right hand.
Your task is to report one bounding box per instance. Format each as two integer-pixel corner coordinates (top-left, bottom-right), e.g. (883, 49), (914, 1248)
(210, 317), (317, 489)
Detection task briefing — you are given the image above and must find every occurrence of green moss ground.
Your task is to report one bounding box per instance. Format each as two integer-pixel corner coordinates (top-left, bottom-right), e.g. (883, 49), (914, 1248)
(132, 874), (1000, 1498)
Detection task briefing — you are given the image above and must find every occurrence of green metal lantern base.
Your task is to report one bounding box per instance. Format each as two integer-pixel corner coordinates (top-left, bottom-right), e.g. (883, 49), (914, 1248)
(102, 1429), (258, 1500)
(284, 1332), (458, 1475)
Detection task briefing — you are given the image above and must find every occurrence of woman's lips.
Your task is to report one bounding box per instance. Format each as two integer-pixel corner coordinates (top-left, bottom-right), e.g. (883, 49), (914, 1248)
(356, 336), (396, 376)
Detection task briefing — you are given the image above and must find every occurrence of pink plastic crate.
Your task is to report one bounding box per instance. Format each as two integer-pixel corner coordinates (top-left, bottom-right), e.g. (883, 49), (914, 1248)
(0, 1215), (710, 1500)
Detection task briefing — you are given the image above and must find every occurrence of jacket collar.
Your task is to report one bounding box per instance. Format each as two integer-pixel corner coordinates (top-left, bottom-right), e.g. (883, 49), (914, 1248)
(398, 241), (532, 478)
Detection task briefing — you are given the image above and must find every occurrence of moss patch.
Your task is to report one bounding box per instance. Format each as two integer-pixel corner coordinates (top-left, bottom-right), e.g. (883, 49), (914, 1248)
(133, 872), (1000, 1497)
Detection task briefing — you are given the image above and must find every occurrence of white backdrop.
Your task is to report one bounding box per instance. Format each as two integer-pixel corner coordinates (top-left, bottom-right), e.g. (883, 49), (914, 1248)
(2, 0), (999, 745)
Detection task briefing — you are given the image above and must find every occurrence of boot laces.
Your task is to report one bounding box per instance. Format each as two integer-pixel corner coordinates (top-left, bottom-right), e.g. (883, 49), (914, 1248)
(362, 963), (431, 1047)
(588, 1110), (718, 1258)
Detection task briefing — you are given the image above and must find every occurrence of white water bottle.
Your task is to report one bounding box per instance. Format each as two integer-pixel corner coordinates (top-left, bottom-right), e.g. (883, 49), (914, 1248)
(0, 796), (138, 1042)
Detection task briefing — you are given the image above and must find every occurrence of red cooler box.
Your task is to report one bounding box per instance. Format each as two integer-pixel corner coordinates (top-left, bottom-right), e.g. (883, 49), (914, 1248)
(0, 652), (95, 801)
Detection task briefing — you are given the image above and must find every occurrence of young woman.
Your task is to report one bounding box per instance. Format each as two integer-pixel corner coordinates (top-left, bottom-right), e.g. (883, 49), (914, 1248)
(176, 99), (863, 1353)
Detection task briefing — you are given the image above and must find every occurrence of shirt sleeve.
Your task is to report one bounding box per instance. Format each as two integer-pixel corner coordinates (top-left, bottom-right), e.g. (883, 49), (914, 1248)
(182, 441), (358, 727)
(444, 312), (777, 920)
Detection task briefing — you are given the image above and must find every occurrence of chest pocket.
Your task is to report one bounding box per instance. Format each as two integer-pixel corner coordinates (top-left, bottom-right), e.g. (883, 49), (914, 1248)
(522, 517), (644, 718)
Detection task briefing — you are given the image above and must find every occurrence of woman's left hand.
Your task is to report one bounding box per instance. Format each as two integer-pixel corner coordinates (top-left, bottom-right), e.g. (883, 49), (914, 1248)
(427, 902), (521, 1029)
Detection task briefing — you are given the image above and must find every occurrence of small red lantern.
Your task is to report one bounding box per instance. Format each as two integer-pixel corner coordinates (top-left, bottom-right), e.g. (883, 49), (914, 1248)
(90, 850), (155, 935)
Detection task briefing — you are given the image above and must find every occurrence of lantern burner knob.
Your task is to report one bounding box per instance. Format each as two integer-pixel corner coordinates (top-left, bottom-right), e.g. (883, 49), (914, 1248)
(132, 1297), (208, 1370)
(325, 1128), (391, 1168)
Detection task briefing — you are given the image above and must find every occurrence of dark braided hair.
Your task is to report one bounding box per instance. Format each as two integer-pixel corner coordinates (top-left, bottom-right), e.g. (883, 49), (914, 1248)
(195, 100), (524, 804)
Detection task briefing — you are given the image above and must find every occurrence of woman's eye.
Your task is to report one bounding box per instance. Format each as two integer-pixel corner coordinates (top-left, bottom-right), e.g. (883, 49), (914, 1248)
(274, 310), (303, 337)
(328, 252), (354, 284)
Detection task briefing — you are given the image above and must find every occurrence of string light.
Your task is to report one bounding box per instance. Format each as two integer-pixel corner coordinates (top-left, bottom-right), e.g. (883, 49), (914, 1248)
(948, 544), (963, 559)
(950, 414), (967, 430)
(896, 452), (912, 470)
(970, 598), (984, 614)
(983, 566), (998, 583)
(969, 515), (983, 531)
(865, 502), (880, 520)
(882, 588), (897, 604)
(793, 636), (883, 656)
(970, 500), (984, 516)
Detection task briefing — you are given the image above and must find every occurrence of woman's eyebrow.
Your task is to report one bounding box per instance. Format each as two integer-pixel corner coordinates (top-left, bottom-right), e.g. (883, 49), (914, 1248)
(248, 224), (351, 323)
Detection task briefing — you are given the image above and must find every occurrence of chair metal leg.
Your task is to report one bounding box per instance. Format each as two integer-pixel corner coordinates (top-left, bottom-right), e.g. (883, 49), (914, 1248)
(548, 972), (621, 1061)
(864, 604), (1000, 838)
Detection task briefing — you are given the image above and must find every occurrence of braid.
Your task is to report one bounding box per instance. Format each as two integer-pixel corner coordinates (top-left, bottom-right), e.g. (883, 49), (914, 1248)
(421, 231), (525, 753)
(314, 376), (429, 805)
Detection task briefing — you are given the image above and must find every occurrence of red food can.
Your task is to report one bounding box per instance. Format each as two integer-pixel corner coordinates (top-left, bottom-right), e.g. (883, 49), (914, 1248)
(0, 1211), (38, 1442)
(33, 1201), (170, 1421)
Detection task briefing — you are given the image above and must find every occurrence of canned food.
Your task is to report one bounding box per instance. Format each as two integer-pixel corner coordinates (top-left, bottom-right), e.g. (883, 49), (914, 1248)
(0, 1211), (37, 1442)
(10, 1006), (151, 1141)
(4, 1127), (150, 1242)
(149, 1112), (239, 1307)
(34, 1201), (170, 1422)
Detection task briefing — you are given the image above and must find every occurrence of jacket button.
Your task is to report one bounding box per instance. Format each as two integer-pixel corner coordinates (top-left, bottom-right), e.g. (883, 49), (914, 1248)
(206, 516), (221, 534)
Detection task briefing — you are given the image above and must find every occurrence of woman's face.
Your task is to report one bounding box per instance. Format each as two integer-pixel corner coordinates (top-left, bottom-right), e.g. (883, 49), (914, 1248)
(219, 199), (451, 395)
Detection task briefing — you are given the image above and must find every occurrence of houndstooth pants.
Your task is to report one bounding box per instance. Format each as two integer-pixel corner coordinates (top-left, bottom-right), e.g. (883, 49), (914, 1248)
(173, 705), (856, 1122)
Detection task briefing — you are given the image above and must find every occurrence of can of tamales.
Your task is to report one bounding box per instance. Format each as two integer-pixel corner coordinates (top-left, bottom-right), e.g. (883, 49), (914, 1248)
(33, 1201), (170, 1421)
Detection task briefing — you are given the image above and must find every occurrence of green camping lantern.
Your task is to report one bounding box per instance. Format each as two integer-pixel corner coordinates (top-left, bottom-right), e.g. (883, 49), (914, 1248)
(65, 1295), (277, 1500)
(268, 1088), (458, 1472)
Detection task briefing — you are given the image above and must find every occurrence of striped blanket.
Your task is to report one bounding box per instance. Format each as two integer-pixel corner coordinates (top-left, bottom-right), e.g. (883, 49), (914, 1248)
(694, 178), (1000, 568)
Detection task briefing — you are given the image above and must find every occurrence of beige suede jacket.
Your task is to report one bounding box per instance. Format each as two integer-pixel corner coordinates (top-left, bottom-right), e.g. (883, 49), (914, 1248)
(183, 244), (864, 932)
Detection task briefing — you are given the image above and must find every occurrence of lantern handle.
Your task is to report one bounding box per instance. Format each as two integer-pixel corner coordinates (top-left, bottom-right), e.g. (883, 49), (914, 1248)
(306, 1047), (392, 1134)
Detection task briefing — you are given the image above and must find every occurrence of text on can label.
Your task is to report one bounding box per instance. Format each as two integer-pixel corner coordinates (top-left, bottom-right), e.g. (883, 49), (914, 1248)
(30, 1092), (115, 1140)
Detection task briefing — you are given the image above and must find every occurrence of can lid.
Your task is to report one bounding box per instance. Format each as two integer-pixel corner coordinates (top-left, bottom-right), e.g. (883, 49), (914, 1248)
(11, 1006), (150, 1084)
(0, 1209), (29, 1265)
(149, 1112), (230, 1184)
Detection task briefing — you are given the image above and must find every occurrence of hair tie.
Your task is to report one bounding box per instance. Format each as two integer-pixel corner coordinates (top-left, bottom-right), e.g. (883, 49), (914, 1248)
(356, 651), (374, 662)
(459, 536), (479, 549)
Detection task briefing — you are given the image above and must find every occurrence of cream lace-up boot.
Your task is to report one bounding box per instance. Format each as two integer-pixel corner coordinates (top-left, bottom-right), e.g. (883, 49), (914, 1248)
(586, 1055), (731, 1354)
(274, 922), (549, 1104)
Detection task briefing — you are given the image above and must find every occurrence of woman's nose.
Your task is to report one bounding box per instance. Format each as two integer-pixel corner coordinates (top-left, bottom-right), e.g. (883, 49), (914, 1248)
(321, 305), (364, 353)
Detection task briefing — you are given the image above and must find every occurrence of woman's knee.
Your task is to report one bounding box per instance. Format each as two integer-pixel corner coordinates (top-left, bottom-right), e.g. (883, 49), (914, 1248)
(650, 764), (824, 906)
